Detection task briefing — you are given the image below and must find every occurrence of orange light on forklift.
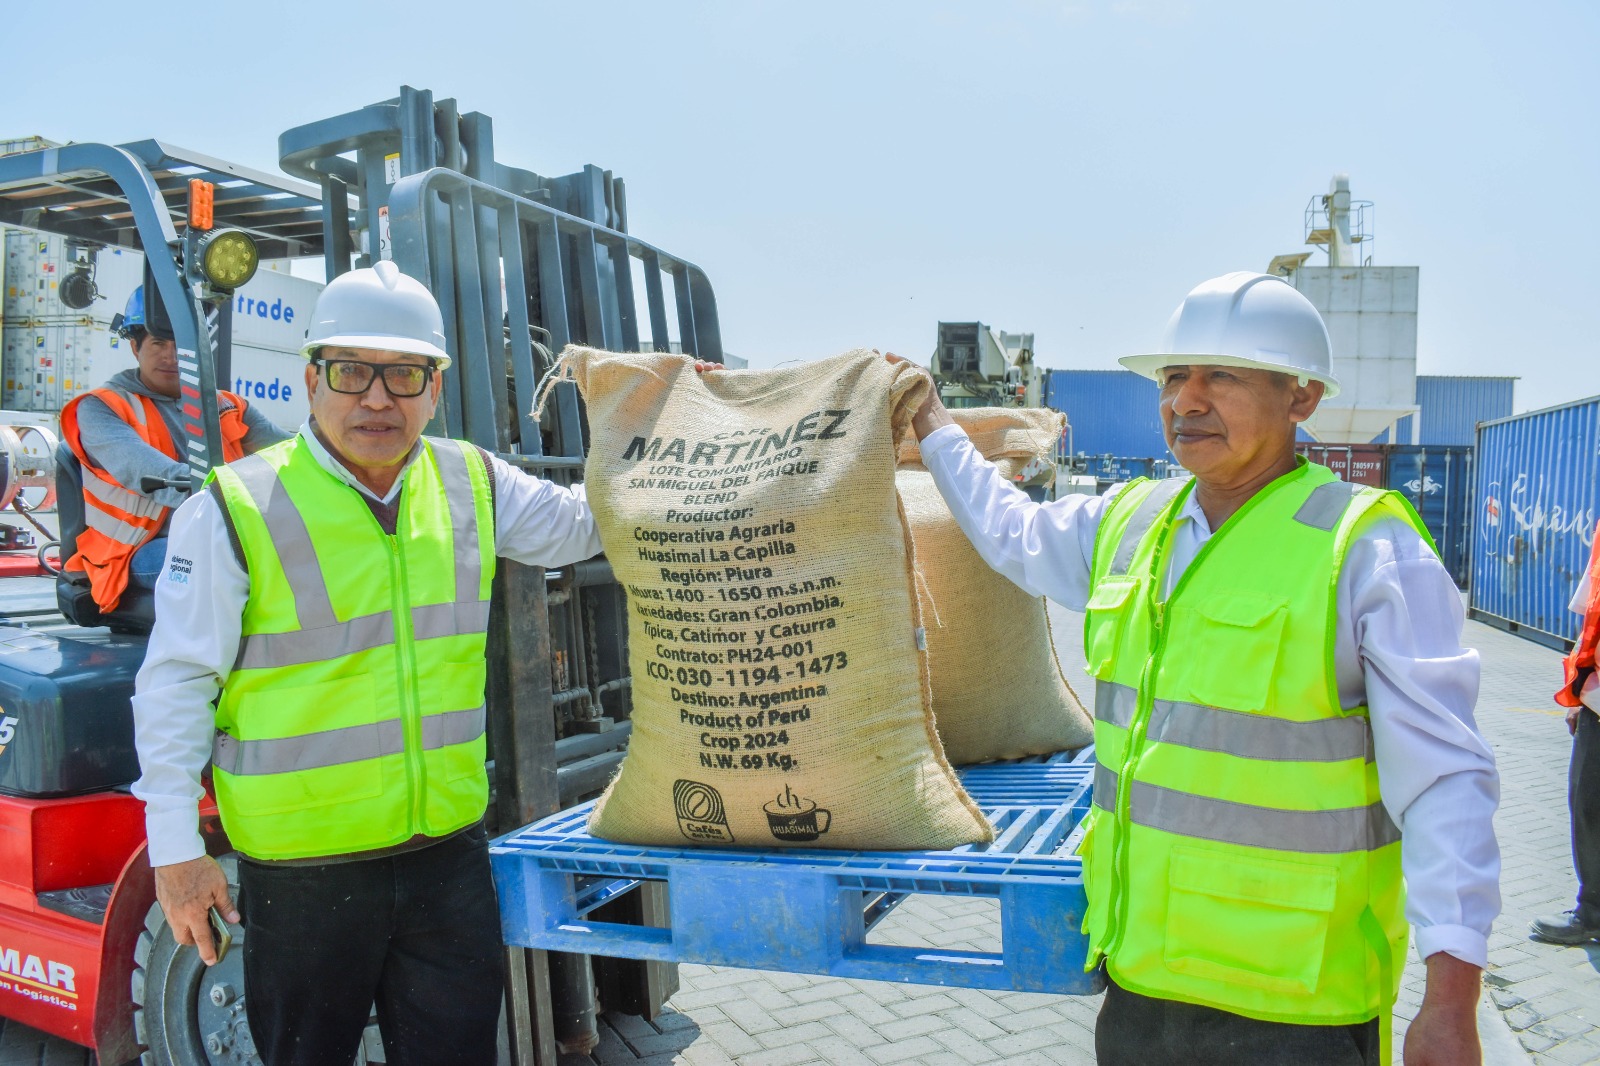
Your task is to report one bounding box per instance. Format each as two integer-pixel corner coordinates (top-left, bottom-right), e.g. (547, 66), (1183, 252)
(188, 179), (215, 231)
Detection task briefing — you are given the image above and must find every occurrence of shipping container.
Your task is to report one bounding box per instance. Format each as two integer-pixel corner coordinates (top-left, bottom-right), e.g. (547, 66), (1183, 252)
(1045, 369), (1167, 459)
(1385, 445), (1474, 587)
(1374, 376), (1516, 446)
(1296, 443), (1388, 487)
(1, 228), (319, 426)
(1469, 396), (1599, 650)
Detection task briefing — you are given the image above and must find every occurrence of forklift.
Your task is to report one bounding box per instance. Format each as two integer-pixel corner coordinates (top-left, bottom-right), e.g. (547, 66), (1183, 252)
(0, 85), (721, 1065)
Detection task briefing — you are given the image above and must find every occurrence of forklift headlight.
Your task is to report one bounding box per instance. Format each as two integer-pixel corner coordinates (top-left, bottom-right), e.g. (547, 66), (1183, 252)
(197, 229), (259, 292)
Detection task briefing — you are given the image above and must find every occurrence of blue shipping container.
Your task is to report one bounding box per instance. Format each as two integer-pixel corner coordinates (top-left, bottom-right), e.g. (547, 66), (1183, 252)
(1046, 370), (1168, 459)
(1469, 395), (1600, 649)
(1373, 376), (1516, 446)
(1385, 446), (1473, 587)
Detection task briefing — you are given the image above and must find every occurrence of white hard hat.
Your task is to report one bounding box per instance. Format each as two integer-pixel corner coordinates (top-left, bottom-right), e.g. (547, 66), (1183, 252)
(1119, 271), (1340, 399)
(300, 260), (452, 368)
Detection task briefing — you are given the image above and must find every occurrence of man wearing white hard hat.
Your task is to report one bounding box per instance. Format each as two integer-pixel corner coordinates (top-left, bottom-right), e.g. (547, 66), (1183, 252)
(905, 272), (1499, 1065)
(131, 261), (602, 1065)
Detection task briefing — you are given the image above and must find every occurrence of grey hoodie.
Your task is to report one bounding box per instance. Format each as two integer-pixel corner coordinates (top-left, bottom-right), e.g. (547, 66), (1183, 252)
(72, 368), (292, 516)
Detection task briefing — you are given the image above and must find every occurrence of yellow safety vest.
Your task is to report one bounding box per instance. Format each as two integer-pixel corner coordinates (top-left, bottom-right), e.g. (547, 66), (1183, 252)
(1080, 461), (1429, 1026)
(208, 435), (496, 860)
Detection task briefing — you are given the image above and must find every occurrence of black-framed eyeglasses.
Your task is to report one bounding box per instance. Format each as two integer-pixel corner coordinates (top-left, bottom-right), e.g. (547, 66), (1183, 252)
(317, 358), (436, 398)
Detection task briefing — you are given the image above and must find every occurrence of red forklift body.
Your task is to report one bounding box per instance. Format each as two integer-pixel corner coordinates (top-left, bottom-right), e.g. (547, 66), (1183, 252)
(0, 790), (151, 1061)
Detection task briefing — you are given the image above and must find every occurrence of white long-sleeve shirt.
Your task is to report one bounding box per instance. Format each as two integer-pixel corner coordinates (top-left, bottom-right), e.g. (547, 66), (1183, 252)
(131, 426), (602, 867)
(921, 424), (1501, 968)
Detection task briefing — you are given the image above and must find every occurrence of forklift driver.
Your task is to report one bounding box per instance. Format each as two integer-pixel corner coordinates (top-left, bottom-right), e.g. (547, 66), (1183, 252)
(61, 285), (289, 613)
(131, 261), (604, 1066)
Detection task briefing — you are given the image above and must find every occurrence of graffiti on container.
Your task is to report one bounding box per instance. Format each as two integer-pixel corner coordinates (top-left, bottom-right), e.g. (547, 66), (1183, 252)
(1480, 473), (1596, 562)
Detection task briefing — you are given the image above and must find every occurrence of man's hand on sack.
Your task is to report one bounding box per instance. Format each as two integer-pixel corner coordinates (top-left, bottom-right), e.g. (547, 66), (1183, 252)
(1569, 705), (1583, 736)
(882, 353), (953, 440)
(154, 855), (239, 966)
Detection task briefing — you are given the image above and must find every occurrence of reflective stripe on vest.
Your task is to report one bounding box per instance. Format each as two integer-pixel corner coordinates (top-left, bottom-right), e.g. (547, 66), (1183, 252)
(1095, 681), (1376, 764)
(1091, 762), (1400, 853)
(213, 704), (486, 775)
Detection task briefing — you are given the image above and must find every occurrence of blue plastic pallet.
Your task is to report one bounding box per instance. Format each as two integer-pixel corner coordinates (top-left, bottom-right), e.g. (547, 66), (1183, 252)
(491, 749), (1104, 995)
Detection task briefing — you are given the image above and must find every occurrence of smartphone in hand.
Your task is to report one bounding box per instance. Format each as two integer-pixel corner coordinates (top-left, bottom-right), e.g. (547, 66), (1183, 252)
(207, 906), (234, 963)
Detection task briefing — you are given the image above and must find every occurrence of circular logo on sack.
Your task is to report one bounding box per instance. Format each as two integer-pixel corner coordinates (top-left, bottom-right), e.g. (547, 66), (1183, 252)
(674, 779), (735, 844)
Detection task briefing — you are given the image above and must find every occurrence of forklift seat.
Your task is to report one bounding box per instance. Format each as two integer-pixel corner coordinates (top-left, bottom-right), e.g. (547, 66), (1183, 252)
(54, 441), (157, 634)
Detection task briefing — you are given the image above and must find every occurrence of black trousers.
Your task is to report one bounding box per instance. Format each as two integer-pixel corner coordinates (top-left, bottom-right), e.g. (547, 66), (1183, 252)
(1096, 977), (1380, 1066)
(1573, 708), (1600, 921)
(237, 824), (505, 1066)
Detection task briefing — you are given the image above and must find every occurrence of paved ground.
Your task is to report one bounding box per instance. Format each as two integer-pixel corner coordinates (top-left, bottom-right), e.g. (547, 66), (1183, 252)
(4, 599), (1596, 1064)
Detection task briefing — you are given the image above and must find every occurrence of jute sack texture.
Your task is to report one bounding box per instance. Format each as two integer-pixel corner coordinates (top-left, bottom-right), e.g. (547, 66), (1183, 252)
(897, 407), (1093, 763)
(559, 347), (991, 850)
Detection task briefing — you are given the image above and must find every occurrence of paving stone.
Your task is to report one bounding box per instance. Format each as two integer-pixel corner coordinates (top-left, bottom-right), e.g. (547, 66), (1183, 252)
(997, 1006), (1072, 1034)
(787, 981), (856, 1007)
(929, 1025), (1004, 1063)
(720, 998), (791, 1036)
(873, 1014), (950, 1043)
(754, 1021), (836, 1050)
(692, 1022), (764, 1057)
(916, 1053), (988, 1066)
(772, 999), (856, 1028)
(1536, 1037), (1600, 1066)
(1492, 987), (1531, 1010)
(595, 1023), (641, 1063)
(1531, 1015), (1600, 1045)
(863, 1035), (945, 1064)
(803, 1035), (892, 1065)
(1516, 1029), (1563, 1055)
(653, 1009), (700, 1034)
(628, 1028), (703, 1057)
(890, 991), (961, 1016)
(819, 1011), (892, 1049)
(825, 992), (899, 1027)
(986, 1024), (1063, 1057)
(675, 1040), (740, 1066)
(736, 1043), (831, 1066)
(938, 1005), (1009, 1041)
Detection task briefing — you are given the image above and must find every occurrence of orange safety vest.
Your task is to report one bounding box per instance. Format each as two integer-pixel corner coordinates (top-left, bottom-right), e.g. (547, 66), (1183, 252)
(1557, 520), (1600, 709)
(61, 384), (250, 611)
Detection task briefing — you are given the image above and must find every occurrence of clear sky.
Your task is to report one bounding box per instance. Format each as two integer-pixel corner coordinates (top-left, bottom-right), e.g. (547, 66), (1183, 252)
(5, 0), (1595, 413)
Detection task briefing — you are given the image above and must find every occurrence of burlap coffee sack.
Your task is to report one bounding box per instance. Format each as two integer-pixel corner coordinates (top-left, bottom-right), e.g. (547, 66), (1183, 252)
(555, 347), (991, 850)
(898, 407), (1093, 763)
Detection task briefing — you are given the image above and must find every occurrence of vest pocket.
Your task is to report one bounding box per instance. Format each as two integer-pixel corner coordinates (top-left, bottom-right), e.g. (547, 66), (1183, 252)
(1162, 845), (1337, 996)
(1164, 595), (1287, 712)
(1077, 808), (1113, 952)
(1084, 577), (1140, 677)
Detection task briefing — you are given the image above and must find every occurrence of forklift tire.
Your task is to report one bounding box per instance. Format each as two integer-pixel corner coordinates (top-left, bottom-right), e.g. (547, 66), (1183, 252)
(129, 857), (378, 1066)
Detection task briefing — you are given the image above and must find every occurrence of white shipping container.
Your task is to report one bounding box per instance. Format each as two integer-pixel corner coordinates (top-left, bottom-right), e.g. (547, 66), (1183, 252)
(224, 268), (321, 352)
(1, 322), (118, 411)
(3, 230), (143, 327)
(3, 226), (322, 419)
(227, 343), (310, 429)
